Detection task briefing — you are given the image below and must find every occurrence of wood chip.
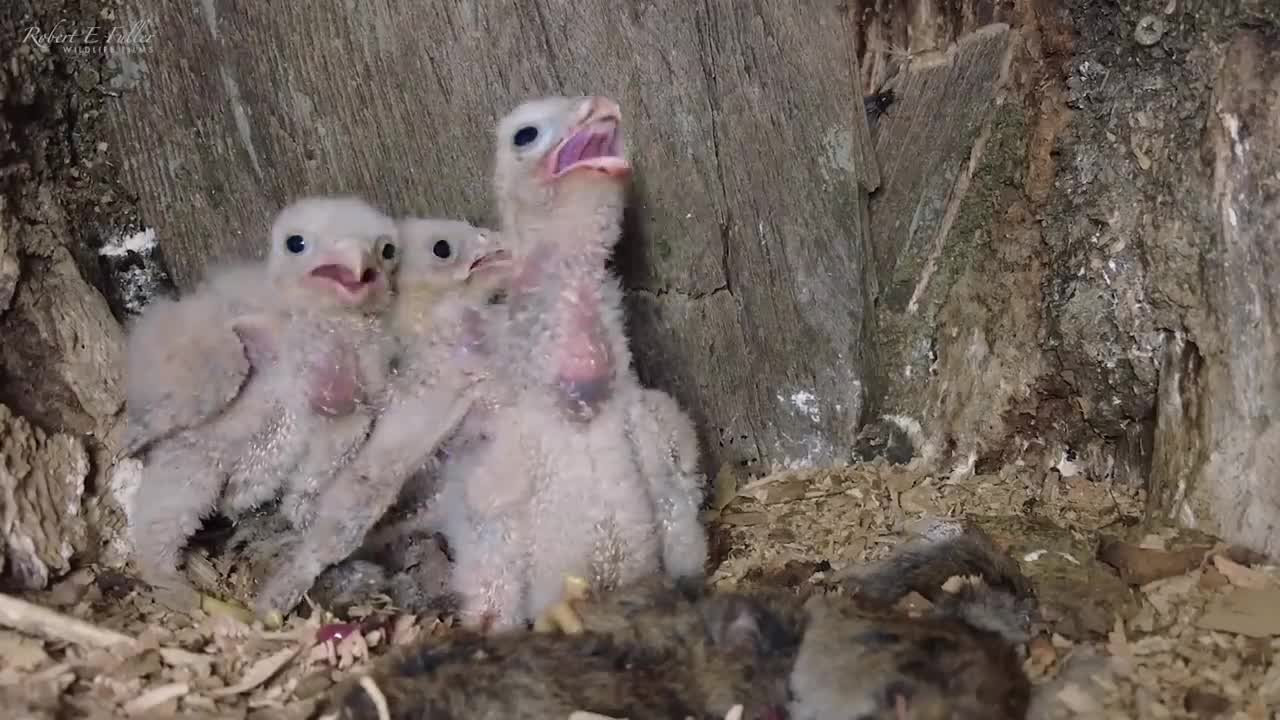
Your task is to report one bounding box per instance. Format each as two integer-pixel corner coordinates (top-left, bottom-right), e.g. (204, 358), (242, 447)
(0, 592), (135, 650)
(1097, 540), (1209, 586)
(1196, 564), (1229, 593)
(759, 479), (809, 504)
(157, 647), (214, 668)
(0, 629), (50, 671)
(1057, 682), (1105, 715)
(719, 512), (769, 526)
(121, 682), (189, 716)
(1211, 554), (1274, 590)
(208, 645), (302, 697)
(1197, 588), (1280, 638)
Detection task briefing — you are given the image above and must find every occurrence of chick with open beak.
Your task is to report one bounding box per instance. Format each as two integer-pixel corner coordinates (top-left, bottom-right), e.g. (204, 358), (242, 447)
(547, 97), (630, 179)
(300, 238), (382, 306)
(268, 196), (397, 313)
(122, 195), (406, 617)
(431, 95), (710, 632)
(259, 197), (400, 418)
(249, 217), (514, 622)
(494, 95), (631, 257)
(487, 95), (635, 422)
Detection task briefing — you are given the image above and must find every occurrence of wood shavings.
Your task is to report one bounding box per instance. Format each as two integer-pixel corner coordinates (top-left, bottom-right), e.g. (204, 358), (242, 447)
(121, 682), (188, 716)
(1056, 682), (1105, 715)
(569, 712), (626, 720)
(0, 591), (135, 649)
(156, 647), (214, 669)
(0, 458), (1269, 719)
(208, 645), (302, 697)
(0, 629), (51, 671)
(1211, 554), (1275, 590)
(1197, 588), (1280, 638)
(200, 612), (254, 640)
(718, 512), (769, 526)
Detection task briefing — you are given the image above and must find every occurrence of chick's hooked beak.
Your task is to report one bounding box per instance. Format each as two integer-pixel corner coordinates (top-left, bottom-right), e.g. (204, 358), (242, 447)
(307, 238), (384, 304)
(546, 96), (631, 180)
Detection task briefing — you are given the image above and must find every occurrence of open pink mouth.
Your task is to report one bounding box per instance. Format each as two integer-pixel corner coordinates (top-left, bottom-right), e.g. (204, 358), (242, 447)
(310, 264), (379, 297)
(469, 249), (512, 274)
(550, 120), (631, 178)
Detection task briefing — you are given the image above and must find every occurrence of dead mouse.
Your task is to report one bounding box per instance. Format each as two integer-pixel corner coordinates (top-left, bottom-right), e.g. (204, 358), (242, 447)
(323, 527), (1034, 720)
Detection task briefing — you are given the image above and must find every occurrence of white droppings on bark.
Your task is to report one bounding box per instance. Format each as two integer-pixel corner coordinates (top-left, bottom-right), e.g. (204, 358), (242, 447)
(99, 228), (156, 258)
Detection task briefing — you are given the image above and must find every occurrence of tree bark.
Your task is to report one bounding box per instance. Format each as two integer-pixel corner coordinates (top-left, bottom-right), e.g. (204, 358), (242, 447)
(864, 23), (1017, 419)
(1148, 30), (1280, 559)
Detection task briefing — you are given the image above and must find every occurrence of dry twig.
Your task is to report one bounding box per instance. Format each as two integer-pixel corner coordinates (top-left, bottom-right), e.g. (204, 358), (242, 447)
(0, 592), (135, 649)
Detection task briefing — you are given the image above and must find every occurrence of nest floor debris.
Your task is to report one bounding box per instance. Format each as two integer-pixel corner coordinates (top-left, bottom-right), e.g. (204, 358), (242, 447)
(1, 458), (1277, 720)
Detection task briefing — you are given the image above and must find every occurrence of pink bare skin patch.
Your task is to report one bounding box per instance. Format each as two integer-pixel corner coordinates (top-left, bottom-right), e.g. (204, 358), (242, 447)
(554, 280), (614, 419)
(307, 342), (361, 417)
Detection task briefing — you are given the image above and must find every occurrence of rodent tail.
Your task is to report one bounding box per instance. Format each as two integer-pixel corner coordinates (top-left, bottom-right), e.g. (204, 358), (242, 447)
(841, 519), (1038, 644)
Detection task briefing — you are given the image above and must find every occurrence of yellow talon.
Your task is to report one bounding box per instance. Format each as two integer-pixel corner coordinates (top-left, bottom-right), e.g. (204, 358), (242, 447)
(262, 609), (285, 630)
(200, 594), (255, 625)
(532, 575), (590, 635)
(562, 575), (589, 601)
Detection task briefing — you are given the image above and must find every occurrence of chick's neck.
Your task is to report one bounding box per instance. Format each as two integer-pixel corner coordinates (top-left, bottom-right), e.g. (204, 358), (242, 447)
(503, 178), (625, 297)
(503, 180), (627, 416)
(391, 281), (488, 347)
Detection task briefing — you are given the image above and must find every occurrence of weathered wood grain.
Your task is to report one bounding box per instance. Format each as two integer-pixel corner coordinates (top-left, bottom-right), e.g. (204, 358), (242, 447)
(848, 0), (1019, 95)
(1149, 30), (1280, 560)
(868, 23), (1013, 293)
(864, 24), (1015, 407)
(102, 1), (878, 470)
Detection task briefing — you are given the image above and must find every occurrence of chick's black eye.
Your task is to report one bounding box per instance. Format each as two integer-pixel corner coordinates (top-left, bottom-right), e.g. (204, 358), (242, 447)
(285, 234), (306, 254)
(381, 242), (397, 260)
(513, 125), (538, 147)
(432, 239), (452, 259)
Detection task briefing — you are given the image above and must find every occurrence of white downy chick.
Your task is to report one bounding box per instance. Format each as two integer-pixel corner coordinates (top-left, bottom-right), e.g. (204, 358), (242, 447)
(440, 96), (706, 631)
(249, 217), (509, 620)
(124, 196), (400, 610)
